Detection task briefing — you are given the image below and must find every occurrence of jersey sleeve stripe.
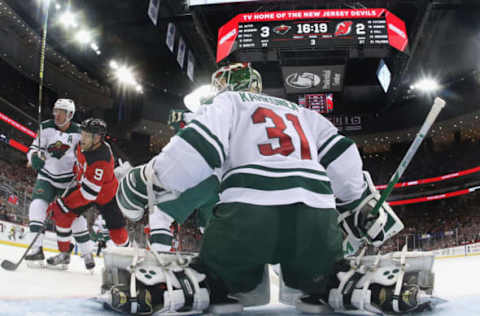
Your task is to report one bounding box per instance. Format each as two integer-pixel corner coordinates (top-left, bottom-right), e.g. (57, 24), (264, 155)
(319, 137), (354, 169)
(317, 134), (343, 158)
(81, 182), (99, 200)
(178, 127), (222, 169)
(191, 120), (226, 161)
(80, 185), (98, 201)
(116, 178), (148, 210)
(82, 178), (101, 192)
(220, 173), (332, 195)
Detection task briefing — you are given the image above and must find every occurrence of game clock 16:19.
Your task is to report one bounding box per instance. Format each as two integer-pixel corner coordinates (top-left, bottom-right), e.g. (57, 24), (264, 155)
(259, 22), (367, 37)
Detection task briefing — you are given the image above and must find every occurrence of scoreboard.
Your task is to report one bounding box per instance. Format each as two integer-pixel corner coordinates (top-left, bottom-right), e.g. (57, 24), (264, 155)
(217, 9), (408, 62)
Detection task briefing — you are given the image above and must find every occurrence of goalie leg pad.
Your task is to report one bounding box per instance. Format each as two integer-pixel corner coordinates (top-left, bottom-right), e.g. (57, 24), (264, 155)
(328, 250), (442, 315)
(100, 249), (210, 315)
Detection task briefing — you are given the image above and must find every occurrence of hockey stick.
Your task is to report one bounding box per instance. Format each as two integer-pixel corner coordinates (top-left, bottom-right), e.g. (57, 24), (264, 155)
(371, 97), (446, 216)
(36, 0), (50, 160)
(1, 178), (75, 271)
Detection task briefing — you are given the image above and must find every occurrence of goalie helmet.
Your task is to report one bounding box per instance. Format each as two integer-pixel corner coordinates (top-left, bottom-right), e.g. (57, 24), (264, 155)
(81, 117), (107, 137)
(212, 62), (262, 93)
(53, 98), (75, 122)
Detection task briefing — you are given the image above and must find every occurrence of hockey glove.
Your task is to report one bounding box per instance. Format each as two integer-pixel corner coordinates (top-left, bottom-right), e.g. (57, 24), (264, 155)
(116, 159), (179, 222)
(114, 158), (133, 181)
(336, 171), (404, 251)
(31, 151), (45, 171)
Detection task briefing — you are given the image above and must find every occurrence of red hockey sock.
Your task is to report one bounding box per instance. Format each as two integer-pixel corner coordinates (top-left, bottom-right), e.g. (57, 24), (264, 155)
(109, 227), (129, 246)
(58, 241), (71, 253)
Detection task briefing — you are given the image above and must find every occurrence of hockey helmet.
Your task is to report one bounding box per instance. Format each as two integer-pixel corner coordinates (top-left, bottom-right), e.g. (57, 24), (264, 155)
(81, 117), (107, 137)
(212, 62), (262, 93)
(53, 98), (75, 121)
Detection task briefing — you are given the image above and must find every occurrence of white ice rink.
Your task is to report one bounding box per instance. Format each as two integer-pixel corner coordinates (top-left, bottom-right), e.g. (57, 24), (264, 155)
(0, 243), (480, 315)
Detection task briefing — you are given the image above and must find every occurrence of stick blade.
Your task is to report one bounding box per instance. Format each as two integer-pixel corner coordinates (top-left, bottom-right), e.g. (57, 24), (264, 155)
(1, 260), (18, 271)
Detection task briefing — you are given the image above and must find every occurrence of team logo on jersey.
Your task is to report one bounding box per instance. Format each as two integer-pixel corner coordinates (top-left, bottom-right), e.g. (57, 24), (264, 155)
(334, 21), (353, 36)
(285, 72), (321, 89)
(273, 24), (291, 35)
(47, 141), (70, 159)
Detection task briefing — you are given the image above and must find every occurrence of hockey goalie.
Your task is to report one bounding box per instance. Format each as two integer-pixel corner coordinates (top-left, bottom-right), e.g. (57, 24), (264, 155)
(99, 63), (444, 315)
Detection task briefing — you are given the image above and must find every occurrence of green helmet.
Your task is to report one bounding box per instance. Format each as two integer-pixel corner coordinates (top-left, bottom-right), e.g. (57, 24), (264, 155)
(211, 62), (262, 93)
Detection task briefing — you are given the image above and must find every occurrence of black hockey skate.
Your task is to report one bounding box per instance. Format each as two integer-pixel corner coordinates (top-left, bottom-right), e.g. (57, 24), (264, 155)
(25, 247), (45, 269)
(296, 295), (333, 314)
(46, 252), (70, 270)
(82, 253), (95, 271)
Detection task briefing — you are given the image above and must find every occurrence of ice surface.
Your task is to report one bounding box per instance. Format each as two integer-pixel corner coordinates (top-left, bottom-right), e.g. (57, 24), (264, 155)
(0, 243), (479, 315)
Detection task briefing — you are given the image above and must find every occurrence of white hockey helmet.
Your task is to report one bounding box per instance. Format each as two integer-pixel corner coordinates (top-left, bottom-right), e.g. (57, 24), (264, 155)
(212, 62), (262, 94)
(53, 98), (75, 122)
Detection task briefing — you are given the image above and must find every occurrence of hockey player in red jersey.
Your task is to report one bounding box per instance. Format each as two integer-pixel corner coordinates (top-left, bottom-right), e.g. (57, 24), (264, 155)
(47, 118), (129, 267)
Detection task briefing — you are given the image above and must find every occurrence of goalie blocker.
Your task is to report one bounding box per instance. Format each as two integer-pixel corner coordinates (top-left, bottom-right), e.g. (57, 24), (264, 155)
(337, 171), (404, 255)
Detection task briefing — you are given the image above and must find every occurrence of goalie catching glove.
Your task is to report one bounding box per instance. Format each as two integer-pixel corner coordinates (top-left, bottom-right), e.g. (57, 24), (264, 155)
(115, 159), (180, 222)
(337, 171), (404, 253)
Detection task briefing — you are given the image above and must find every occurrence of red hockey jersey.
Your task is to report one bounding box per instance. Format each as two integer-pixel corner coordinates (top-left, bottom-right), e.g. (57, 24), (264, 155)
(63, 142), (118, 209)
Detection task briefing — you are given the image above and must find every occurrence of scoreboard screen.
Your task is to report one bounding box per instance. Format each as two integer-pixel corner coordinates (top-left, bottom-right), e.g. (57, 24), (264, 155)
(217, 9), (408, 62)
(298, 93), (334, 114)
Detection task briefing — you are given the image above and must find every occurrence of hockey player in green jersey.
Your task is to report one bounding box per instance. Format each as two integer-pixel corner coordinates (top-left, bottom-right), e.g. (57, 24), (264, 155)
(107, 63), (439, 315)
(25, 98), (95, 270)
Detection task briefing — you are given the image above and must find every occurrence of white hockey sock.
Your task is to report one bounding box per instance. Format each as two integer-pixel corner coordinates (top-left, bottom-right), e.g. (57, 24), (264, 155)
(28, 199), (49, 248)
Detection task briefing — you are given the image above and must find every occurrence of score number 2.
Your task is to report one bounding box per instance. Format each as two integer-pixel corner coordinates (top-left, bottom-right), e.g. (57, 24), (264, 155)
(252, 107), (311, 160)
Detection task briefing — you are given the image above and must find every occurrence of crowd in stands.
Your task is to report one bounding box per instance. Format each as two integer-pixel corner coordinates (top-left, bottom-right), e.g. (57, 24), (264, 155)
(1, 112), (479, 253)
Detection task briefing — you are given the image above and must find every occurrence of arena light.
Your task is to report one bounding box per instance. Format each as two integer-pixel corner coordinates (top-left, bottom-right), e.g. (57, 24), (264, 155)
(135, 84), (144, 93)
(114, 65), (136, 85)
(109, 60), (119, 70)
(411, 78), (440, 92)
(58, 11), (77, 29)
(74, 29), (92, 44)
(183, 85), (215, 112)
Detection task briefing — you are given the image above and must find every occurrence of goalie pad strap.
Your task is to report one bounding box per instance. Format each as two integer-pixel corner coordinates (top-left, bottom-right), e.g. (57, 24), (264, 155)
(173, 270), (195, 311)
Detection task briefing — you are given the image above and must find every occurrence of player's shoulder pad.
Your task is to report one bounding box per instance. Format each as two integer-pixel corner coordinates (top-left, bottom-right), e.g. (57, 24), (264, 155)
(67, 122), (82, 134)
(40, 119), (56, 129)
(83, 142), (112, 165)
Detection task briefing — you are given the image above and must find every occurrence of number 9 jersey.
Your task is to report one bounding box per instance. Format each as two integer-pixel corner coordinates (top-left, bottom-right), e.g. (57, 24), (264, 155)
(62, 142), (118, 210)
(153, 90), (365, 210)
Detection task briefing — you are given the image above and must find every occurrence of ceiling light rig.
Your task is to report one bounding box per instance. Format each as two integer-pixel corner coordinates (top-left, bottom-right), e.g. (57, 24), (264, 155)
(410, 78), (440, 92)
(110, 60), (143, 94)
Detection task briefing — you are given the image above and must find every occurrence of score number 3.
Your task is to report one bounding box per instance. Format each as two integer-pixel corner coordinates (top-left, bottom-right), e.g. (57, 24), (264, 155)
(252, 107), (311, 160)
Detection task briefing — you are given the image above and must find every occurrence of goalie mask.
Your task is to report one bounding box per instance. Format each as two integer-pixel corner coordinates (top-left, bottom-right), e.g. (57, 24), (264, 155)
(212, 63), (262, 94)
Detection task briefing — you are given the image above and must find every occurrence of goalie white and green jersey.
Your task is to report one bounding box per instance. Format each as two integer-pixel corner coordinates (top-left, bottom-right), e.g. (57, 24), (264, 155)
(27, 119), (81, 189)
(154, 91), (365, 209)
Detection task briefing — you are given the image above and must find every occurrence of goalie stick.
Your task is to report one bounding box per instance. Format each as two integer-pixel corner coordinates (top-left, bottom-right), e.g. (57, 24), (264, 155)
(371, 97), (446, 215)
(1, 178), (75, 271)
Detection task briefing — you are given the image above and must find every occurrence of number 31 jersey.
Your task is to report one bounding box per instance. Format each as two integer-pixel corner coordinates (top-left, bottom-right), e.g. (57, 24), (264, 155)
(153, 91), (364, 209)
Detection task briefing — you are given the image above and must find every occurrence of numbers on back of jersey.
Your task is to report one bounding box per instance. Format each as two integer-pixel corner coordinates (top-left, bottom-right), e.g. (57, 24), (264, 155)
(251, 107), (312, 160)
